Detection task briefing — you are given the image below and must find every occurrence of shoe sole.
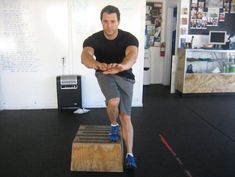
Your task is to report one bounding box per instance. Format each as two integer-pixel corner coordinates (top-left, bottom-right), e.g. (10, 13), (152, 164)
(125, 164), (137, 169)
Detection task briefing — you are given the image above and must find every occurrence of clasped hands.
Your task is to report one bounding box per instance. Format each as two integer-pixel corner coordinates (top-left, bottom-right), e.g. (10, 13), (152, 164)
(96, 62), (125, 74)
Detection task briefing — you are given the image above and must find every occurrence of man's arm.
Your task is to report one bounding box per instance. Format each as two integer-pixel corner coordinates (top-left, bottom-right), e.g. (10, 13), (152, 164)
(121, 45), (138, 70)
(104, 45), (138, 74)
(81, 47), (107, 71)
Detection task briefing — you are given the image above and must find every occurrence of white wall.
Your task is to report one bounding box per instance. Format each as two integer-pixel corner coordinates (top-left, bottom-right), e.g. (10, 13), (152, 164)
(0, 69), (2, 110)
(0, 0), (145, 109)
(71, 0), (145, 108)
(149, 47), (163, 84)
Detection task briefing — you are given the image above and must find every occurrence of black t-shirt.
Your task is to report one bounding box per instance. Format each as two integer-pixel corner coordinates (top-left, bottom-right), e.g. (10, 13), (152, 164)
(83, 29), (139, 80)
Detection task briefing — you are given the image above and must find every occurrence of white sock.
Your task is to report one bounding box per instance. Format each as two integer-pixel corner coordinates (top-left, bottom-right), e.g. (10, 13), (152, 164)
(111, 123), (119, 127)
(126, 153), (133, 157)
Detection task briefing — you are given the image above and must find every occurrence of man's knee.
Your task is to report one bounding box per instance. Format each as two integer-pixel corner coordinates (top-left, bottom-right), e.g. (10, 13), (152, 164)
(108, 98), (120, 108)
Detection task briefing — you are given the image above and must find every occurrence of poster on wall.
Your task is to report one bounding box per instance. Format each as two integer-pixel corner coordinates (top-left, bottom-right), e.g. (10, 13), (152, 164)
(190, 0), (207, 29)
(205, 0), (223, 8)
(181, 27), (187, 35)
(190, 19), (197, 28)
(231, 0), (235, 13)
(181, 18), (188, 25)
(182, 8), (188, 15)
(219, 12), (225, 21)
(192, 0), (198, 8)
(145, 2), (162, 47)
(207, 8), (219, 26)
(223, 0), (230, 13)
(189, 0), (235, 34)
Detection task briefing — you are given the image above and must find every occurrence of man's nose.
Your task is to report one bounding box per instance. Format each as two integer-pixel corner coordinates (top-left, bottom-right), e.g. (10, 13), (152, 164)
(107, 22), (112, 28)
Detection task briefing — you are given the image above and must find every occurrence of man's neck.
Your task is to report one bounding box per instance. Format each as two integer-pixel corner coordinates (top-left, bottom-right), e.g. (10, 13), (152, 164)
(103, 30), (118, 40)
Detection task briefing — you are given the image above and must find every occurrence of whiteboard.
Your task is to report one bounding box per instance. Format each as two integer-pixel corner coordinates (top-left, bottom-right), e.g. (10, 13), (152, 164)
(0, 0), (68, 109)
(71, 0), (145, 107)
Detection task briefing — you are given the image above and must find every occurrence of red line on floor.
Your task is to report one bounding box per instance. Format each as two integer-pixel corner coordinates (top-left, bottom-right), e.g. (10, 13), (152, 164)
(159, 134), (193, 177)
(159, 134), (177, 156)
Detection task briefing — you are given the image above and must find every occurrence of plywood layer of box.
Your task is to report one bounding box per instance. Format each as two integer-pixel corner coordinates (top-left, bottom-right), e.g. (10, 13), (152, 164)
(70, 125), (123, 172)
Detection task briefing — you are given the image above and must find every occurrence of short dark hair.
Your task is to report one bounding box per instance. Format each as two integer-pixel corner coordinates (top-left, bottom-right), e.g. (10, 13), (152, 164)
(100, 5), (120, 21)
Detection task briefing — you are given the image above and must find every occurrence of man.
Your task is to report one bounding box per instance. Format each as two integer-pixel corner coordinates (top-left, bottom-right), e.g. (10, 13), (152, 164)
(81, 5), (138, 169)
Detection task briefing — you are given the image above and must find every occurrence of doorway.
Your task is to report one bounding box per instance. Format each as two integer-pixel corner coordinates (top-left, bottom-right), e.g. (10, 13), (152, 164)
(162, 6), (178, 86)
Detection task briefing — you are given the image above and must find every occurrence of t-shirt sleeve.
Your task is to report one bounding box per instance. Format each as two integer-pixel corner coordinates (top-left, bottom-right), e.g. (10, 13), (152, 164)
(126, 33), (139, 48)
(83, 36), (95, 48)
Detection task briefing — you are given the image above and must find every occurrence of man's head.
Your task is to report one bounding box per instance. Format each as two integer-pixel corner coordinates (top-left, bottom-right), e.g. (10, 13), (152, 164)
(100, 5), (120, 22)
(100, 5), (120, 39)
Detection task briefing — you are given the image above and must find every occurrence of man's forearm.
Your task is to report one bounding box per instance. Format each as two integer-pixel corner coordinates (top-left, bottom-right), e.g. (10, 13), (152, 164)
(121, 54), (137, 70)
(121, 46), (138, 70)
(81, 52), (98, 69)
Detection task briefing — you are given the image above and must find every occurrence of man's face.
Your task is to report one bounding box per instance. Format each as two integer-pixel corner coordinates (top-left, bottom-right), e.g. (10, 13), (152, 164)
(101, 12), (119, 39)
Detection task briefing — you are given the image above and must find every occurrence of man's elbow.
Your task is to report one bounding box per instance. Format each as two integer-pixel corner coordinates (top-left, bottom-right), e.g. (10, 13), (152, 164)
(132, 58), (137, 65)
(81, 53), (86, 65)
(133, 53), (138, 64)
(81, 58), (85, 65)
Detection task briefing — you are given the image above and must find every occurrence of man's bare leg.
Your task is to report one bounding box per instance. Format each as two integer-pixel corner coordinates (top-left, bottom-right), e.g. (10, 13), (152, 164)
(106, 98), (120, 124)
(107, 98), (120, 142)
(119, 112), (133, 154)
(119, 112), (137, 168)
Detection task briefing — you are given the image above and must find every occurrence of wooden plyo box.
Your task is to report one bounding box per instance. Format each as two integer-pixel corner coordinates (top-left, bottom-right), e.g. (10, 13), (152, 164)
(70, 125), (123, 172)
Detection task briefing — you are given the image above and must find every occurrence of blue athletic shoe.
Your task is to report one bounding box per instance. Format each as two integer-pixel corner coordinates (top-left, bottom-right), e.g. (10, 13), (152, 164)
(125, 154), (137, 169)
(109, 125), (120, 142)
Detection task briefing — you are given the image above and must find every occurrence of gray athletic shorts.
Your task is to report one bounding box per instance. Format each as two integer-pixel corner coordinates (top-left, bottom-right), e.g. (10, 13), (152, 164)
(95, 71), (135, 116)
